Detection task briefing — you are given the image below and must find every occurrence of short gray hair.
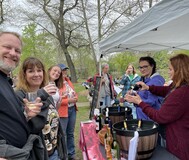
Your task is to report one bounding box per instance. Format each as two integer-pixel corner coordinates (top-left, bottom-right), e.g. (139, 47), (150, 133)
(0, 31), (23, 46)
(101, 63), (109, 69)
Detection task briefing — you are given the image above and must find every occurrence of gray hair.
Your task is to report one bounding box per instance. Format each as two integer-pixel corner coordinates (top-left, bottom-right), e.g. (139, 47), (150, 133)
(101, 63), (109, 69)
(0, 31), (23, 46)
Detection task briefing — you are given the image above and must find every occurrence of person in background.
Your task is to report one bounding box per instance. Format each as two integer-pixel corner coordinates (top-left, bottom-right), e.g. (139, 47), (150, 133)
(125, 54), (189, 160)
(120, 64), (140, 118)
(48, 65), (63, 108)
(93, 63), (116, 109)
(0, 31), (43, 159)
(58, 64), (78, 160)
(120, 64), (140, 97)
(16, 57), (67, 160)
(135, 56), (165, 120)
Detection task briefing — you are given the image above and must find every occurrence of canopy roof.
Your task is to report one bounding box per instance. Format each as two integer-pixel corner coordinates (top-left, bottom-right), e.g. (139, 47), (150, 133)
(99, 0), (189, 55)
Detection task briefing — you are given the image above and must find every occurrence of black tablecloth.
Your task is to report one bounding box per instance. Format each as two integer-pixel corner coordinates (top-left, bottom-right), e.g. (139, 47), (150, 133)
(150, 146), (179, 160)
(99, 144), (179, 160)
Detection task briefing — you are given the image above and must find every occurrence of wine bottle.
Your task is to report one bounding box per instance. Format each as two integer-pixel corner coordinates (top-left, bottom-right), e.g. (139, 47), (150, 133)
(105, 108), (110, 125)
(106, 127), (113, 160)
(111, 131), (120, 160)
(119, 95), (124, 107)
(133, 84), (142, 91)
(136, 119), (142, 131)
(123, 120), (127, 130)
(124, 107), (128, 120)
(95, 110), (102, 133)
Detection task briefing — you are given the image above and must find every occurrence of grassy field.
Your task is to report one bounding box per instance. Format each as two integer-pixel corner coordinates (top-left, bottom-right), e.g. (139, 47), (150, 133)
(73, 80), (91, 159)
(74, 106), (90, 159)
(74, 81), (88, 102)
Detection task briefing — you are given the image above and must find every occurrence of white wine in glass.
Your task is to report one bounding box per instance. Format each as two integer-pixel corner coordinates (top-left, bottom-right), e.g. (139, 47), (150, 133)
(26, 92), (38, 109)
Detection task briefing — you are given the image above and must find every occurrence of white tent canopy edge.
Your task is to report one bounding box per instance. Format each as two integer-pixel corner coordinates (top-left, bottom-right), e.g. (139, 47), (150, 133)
(99, 0), (189, 55)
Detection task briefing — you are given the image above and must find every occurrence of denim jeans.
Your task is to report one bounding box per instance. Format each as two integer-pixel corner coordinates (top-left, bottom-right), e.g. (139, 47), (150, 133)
(60, 106), (76, 159)
(100, 95), (111, 109)
(124, 102), (137, 119)
(49, 150), (60, 160)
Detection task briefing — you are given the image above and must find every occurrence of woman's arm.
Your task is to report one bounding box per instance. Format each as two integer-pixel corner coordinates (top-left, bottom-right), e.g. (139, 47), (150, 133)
(125, 87), (186, 124)
(139, 88), (186, 124)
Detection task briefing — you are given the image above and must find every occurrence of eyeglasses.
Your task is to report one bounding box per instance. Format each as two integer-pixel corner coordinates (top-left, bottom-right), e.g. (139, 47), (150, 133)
(138, 65), (149, 70)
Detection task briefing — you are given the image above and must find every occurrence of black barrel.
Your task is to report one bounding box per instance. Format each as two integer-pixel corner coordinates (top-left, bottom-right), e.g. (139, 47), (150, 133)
(102, 106), (133, 126)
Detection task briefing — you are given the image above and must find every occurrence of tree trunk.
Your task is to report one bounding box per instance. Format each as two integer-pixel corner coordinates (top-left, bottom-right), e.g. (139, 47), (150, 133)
(149, 0), (153, 8)
(0, 0), (4, 25)
(62, 47), (77, 82)
(81, 0), (98, 72)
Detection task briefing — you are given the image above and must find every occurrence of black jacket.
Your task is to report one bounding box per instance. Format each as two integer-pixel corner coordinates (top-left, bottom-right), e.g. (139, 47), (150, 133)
(16, 89), (68, 160)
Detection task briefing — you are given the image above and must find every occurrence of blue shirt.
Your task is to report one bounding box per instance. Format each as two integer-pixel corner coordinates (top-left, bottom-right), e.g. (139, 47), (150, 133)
(136, 73), (165, 120)
(120, 74), (140, 96)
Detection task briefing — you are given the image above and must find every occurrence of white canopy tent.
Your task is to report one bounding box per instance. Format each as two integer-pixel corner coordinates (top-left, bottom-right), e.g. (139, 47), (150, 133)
(99, 0), (189, 55)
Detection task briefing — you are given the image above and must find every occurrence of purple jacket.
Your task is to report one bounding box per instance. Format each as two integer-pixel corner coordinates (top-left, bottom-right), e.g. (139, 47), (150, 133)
(136, 73), (165, 120)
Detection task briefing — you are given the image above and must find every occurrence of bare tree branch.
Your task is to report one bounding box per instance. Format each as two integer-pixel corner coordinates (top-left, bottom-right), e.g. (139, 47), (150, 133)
(0, 0), (4, 25)
(63, 0), (79, 15)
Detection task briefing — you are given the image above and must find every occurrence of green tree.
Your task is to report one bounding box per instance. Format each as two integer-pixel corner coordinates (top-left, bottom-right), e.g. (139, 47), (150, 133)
(13, 23), (58, 75)
(108, 52), (138, 75)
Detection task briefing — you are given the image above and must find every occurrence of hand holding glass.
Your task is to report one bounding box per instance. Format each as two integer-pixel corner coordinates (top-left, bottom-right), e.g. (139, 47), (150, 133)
(48, 82), (57, 95)
(26, 92), (38, 109)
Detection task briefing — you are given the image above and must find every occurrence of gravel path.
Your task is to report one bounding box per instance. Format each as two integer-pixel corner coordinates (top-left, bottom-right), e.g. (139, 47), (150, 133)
(77, 102), (90, 107)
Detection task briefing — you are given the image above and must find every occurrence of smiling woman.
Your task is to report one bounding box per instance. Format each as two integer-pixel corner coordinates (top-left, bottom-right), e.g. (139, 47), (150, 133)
(133, 56), (165, 120)
(16, 57), (67, 160)
(47, 65), (63, 107)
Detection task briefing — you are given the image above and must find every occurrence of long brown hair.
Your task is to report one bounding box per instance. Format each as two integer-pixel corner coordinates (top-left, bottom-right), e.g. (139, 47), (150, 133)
(126, 64), (136, 75)
(48, 65), (63, 88)
(16, 57), (47, 92)
(170, 54), (189, 88)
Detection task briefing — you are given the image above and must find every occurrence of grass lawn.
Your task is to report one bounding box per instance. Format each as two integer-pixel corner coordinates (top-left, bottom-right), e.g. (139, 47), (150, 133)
(71, 80), (91, 159)
(74, 106), (90, 159)
(74, 81), (88, 102)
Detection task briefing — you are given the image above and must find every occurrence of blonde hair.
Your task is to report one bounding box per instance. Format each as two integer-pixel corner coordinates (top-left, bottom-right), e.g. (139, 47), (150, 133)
(48, 65), (63, 88)
(16, 57), (47, 92)
(170, 54), (189, 88)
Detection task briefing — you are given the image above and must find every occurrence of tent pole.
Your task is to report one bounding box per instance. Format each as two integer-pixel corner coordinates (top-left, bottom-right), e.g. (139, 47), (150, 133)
(99, 54), (103, 76)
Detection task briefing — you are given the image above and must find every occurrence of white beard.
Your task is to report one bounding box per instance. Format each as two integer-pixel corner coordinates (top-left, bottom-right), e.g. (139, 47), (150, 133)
(0, 60), (16, 73)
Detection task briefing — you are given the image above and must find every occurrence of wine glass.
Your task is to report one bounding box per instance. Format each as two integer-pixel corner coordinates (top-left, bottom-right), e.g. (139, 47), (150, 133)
(48, 81), (57, 95)
(26, 92), (38, 109)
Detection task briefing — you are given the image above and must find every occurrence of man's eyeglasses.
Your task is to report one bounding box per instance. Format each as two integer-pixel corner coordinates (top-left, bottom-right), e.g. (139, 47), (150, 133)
(138, 65), (149, 70)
